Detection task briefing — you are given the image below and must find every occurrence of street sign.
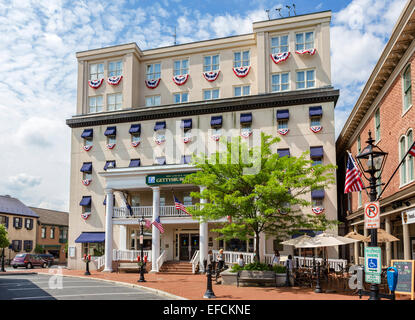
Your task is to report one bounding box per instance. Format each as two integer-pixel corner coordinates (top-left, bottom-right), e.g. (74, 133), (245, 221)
(146, 173), (193, 185)
(365, 273), (381, 284)
(365, 247), (382, 284)
(364, 201), (380, 229)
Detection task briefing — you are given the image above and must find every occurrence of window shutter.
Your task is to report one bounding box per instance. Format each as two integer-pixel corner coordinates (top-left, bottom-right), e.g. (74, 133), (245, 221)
(17, 240), (22, 251)
(5, 217), (8, 228)
(18, 218), (22, 229)
(30, 219), (33, 230)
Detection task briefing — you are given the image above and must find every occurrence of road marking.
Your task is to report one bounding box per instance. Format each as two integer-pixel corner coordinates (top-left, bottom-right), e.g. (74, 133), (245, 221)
(13, 291), (154, 300)
(8, 285), (117, 291)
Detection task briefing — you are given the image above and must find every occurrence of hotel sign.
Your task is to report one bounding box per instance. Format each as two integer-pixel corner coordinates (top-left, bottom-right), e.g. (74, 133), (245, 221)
(146, 173), (193, 185)
(402, 209), (415, 225)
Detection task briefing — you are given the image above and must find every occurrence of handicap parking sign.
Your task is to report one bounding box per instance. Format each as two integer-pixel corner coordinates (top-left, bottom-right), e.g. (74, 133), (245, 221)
(368, 258), (377, 269)
(365, 247), (382, 274)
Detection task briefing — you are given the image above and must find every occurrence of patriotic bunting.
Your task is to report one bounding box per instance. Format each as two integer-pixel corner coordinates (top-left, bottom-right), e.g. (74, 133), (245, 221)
(145, 78), (161, 89)
(82, 179), (91, 186)
(241, 127), (253, 138)
(83, 145), (93, 152)
(296, 49), (317, 56)
(233, 66), (251, 78)
(107, 75), (123, 85)
(107, 143), (116, 149)
(81, 212), (91, 220)
(270, 52), (290, 65)
(88, 78), (104, 89)
(154, 133), (166, 145)
(310, 126), (323, 133)
(312, 207), (325, 215)
(203, 71), (220, 82)
(183, 131), (192, 144)
(212, 133), (221, 142)
(278, 128), (289, 136)
(172, 74), (189, 86)
(131, 140), (141, 148)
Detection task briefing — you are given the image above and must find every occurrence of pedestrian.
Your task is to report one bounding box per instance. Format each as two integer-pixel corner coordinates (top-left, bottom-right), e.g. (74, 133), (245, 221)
(237, 254), (245, 267)
(217, 249), (225, 271)
(271, 250), (280, 265)
(285, 254), (293, 272)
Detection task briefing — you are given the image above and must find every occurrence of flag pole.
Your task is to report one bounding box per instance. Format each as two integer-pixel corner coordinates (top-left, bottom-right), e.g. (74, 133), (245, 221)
(376, 141), (415, 201)
(347, 151), (370, 197)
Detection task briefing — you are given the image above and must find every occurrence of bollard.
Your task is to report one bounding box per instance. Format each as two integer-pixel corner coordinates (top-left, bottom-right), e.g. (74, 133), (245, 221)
(314, 262), (323, 293)
(203, 264), (216, 299)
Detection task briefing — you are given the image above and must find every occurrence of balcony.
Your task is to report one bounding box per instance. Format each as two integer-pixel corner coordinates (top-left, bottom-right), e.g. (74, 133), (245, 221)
(112, 205), (197, 219)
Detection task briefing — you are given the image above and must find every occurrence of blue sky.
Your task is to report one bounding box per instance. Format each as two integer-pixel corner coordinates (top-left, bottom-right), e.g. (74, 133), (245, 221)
(0, 0), (407, 211)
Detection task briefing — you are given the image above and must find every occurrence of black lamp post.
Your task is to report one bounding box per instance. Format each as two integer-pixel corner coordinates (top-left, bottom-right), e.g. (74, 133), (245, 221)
(1, 248), (5, 272)
(356, 130), (388, 301)
(138, 216), (146, 282)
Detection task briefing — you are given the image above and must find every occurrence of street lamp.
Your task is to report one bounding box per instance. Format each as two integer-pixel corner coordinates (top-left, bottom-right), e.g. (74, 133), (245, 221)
(356, 130), (388, 300)
(138, 216), (146, 282)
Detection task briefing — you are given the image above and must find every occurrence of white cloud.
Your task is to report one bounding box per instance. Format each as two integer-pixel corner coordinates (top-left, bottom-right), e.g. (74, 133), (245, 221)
(8, 173), (42, 189)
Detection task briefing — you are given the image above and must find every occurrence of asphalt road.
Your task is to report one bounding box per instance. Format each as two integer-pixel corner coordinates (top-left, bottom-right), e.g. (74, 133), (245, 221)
(0, 273), (170, 300)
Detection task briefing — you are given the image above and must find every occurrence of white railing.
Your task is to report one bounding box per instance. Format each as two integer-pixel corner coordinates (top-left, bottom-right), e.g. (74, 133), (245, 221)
(94, 255), (105, 269)
(293, 256), (347, 272)
(212, 250), (256, 265)
(113, 249), (152, 262)
(113, 205), (197, 219)
(156, 250), (166, 272)
(190, 250), (200, 274)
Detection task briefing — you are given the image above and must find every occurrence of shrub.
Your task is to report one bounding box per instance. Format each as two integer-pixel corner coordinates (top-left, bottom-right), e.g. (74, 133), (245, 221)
(230, 262), (286, 273)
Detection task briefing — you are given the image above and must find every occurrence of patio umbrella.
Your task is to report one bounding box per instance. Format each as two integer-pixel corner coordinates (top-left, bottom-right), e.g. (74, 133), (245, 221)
(363, 229), (399, 243)
(281, 235), (313, 247)
(344, 231), (366, 241)
(292, 232), (359, 248)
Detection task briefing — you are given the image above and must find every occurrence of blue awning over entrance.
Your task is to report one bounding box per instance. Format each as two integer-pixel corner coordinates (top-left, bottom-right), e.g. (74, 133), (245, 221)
(75, 232), (105, 243)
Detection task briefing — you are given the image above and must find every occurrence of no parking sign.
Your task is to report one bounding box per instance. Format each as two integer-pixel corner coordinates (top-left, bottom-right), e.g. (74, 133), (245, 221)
(364, 201), (380, 229)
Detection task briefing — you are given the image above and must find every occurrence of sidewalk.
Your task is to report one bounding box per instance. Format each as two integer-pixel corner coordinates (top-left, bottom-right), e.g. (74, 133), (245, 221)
(24, 268), (364, 300)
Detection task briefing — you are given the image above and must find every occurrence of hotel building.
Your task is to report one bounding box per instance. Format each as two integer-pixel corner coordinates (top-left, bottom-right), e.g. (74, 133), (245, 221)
(66, 11), (339, 271)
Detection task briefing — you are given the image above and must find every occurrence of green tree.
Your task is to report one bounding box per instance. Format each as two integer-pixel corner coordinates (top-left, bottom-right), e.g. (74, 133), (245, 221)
(34, 244), (45, 254)
(184, 133), (338, 262)
(0, 224), (10, 250)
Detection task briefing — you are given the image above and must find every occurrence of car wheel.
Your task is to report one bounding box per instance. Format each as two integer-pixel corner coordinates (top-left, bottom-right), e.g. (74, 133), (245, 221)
(27, 262), (32, 269)
(42, 262), (47, 268)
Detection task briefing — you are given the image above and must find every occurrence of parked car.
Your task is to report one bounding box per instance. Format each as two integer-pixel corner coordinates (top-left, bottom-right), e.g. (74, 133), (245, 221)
(11, 253), (47, 269)
(38, 254), (54, 267)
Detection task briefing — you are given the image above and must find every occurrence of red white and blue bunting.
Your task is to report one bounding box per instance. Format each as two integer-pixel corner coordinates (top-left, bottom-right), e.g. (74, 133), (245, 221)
(312, 207), (325, 215)
(233, 66), (251, 78)
(310, 126), (323, 133)
(240, 127), (253, 139)
(183, 131), (192, 144)
(154, 133), (166, 145)
(270, 52), (290, 65)
(81, 212), (91, 220)
(83, 145), (93, 152)
(82, 179), (91, 186)
(88, 79), (104, 89)
(107, 75), (123, 86)
(296, 49), (316, 56)
(211, 131), (221, 142)
(172, 74), (189, 86)
(203, 71), (220, 82)
(131, 139), (141, 148)
(107, 143), (116, 150)
(278, 128), (289, 136)
(145, 79), (161, 89)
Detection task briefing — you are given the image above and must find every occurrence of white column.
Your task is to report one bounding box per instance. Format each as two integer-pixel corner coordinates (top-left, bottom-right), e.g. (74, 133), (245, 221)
(403, 222), (411, 260)
(103, 189), (114, 272)
(151, 186), (160, 272)
(119, 225), (127, 250)
(353, 225), (359, 264)
(385, 216), (392, 266)
(199, 186), (208, 273)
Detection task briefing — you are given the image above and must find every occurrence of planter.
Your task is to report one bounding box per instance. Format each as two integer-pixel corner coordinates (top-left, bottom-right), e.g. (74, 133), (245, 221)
(221, 269), (286, 287)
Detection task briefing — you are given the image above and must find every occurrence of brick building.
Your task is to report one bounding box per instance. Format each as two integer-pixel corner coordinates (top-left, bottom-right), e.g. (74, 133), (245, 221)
(337, 1), (415, 266)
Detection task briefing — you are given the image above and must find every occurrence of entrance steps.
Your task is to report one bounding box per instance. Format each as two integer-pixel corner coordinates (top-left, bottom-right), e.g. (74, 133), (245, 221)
(158, 261), (194, 275)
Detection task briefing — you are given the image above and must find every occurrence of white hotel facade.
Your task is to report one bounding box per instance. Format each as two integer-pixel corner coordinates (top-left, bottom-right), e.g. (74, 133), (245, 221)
(66, 11), (339, 271)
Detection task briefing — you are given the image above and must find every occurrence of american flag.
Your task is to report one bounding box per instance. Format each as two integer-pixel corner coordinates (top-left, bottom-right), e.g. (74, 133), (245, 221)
(344, 152), (364, 193)
(151, 216), (164, 233)
(409, 142), (415, 157)
(174, 195), (191, 216)
(144, 219), (152, 229)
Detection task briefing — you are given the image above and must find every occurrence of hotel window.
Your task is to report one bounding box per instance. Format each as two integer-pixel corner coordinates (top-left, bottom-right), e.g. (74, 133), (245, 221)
(50, 227), (55, 239)
(41, 227), (46, 239)
(104, 126), (116, 147)
(81, 129), (93, 150)
(357, 135), (361, 153)
(309, 106), (322, 128)
(108, 60), (122, 77)
(88, 96), (103, 113)
(146, 63), (161, 80)
(374, 109), (381, 142)
(160, 197), (166, 207)
(131, 195), (140, 207)
(271, 73), (289, 92)
(156, 156), (166, 166)
(401, 130), (414, 186)
(296, 31), (314, 51)
(13, 217), (22, 229)
(296, 69), (315, 89)
(145, 95), (161, 107)
(79, 196), (92, 215)
(12, 240), (22, 252)
(89, 63), (104, 80)
(277, 109), (289, 131)
(25, 218), (33, 230)
(271, 35), (289, 54)
(204, 89), (219, 100)
(233, 50), (250, 68)
(107, 93), (122, 111)
(403, 65), (412, 112)
(81, 162), (92, 181)
(104, 160), (116, 171)
(174, 59), (189, 76)
(174, 92), (189, 104)
(203, 55), (219, 72)
(183, 194), (192, 206)
(310, 146), (323, 166)
(129, 124), (141, 145)
(234, 85), (250, 97)
(0, 216), (8, 228)
(24, 240), (33, 252)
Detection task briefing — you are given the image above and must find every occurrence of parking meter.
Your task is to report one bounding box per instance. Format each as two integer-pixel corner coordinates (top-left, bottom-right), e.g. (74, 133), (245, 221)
(387, 267), (398, 292)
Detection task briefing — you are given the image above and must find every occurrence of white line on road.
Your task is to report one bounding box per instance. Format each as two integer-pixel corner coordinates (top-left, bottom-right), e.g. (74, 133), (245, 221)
(13, 291), (152, 300)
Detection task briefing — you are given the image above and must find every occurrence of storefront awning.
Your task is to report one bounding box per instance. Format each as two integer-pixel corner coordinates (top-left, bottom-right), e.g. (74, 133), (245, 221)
(79, 196), (91, 206)
(310, 146), (324, 158)
(240, 113), (252, 124)
(211, 115), (222, 128)
(181, 119), (192, 129)
(75, 232), (105, 243)
(309, 106), (323, 117)
(104, 126), (116, 136)
(277, 149), (290, 157)
(154, 121), (166, 131)
(80, 162), (92, 173)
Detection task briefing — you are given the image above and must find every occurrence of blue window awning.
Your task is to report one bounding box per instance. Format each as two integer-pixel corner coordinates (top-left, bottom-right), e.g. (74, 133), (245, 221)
(181, 155), (191, 164)
(75, 232), (105, 243)
(129, 159), (141, 167)
(181, 119), (192, 129)
(104, 126), (116, 136)
(309, 106), (323, 117)
(154, 121), (166, 131)
(277, 149), (290, 157)
(79, 196), (91, 206)
(310, 146), (324, 158)
(104, 160), (116, 170)
(277, 109), (289, 120)
(211, 116), (223, 128)
(240, 113), (252, 124)
(80, 162), (92, 173)
(311, 189), (325, 199)
(129, 124), (141, 134)
(81, 129), (93, 139)
(156, 157), (166, 165)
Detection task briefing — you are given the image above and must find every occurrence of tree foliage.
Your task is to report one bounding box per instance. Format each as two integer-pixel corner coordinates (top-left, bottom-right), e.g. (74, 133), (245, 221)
(0, 224), (10, 249)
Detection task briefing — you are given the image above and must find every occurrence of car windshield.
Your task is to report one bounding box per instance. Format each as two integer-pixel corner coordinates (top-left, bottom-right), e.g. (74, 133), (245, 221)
(15, 254), (25, 258)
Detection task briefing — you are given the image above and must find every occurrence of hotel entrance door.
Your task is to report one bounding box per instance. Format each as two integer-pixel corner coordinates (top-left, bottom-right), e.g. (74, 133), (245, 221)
(179, 234), (199, 261)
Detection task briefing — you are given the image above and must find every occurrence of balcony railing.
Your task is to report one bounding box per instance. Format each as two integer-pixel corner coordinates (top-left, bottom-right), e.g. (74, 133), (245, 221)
(113, 205), (197, 219)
